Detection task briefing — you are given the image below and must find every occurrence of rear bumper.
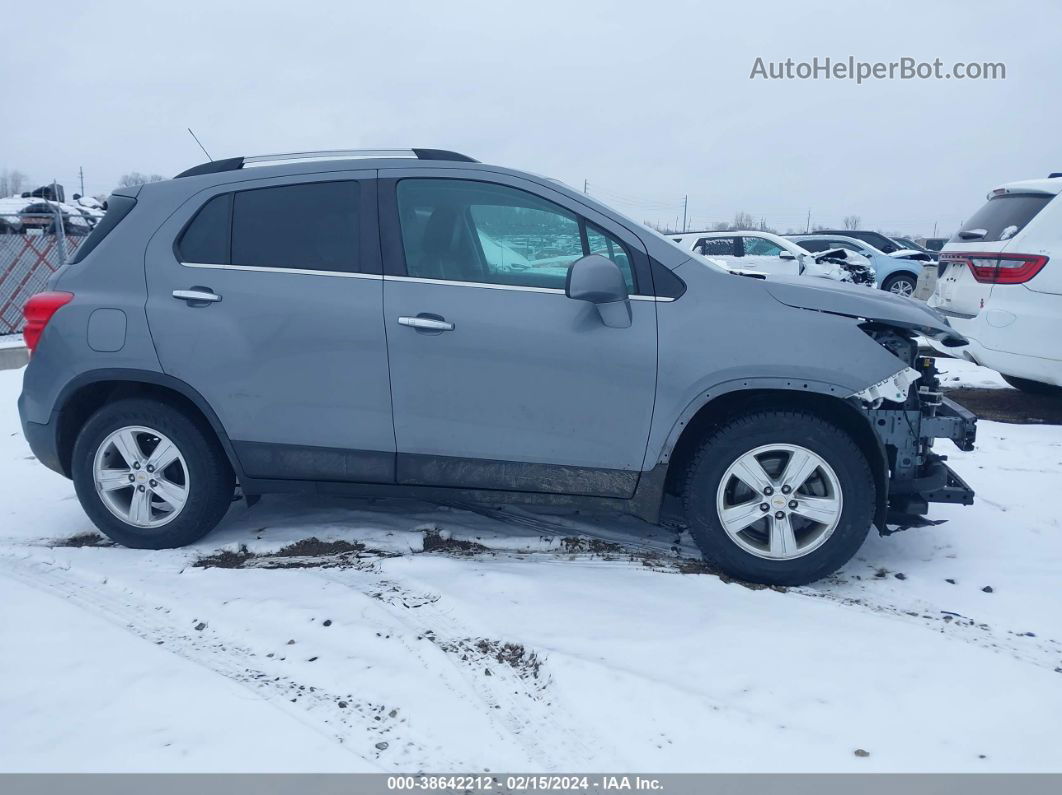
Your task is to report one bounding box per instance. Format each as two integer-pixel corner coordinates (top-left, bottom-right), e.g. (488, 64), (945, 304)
(928, 286), (1062, 386)
(928, 333), (1062, 387)
(18, 391), (64, 476)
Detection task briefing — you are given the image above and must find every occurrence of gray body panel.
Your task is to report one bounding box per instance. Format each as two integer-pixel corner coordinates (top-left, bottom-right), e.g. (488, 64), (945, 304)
(384, 280), (657, 493)
(378, 166), (658, 497)
(643, 261), (923, 465)
(763, 275), (966, 345)
(141, 169), (395, 482)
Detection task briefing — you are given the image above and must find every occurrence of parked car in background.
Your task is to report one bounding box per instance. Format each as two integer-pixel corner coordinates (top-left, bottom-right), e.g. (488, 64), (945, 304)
(926, 175), (1062, 392)
(920, 237), (949, 253)
(814, 229), (904, 254)
(0, 197), (27, 233)
(670, 230), (875, 285)
(892, 237), (938, 260)
(18, 148), (976, 586)
(790, 234), (925, 297)
(2, 195), (94, 236)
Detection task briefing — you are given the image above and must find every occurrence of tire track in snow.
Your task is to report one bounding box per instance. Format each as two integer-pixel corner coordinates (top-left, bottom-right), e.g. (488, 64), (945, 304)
(310, 565), (612, 770)
(445, 504), (1062, 672)
(0, 552), (458, 770)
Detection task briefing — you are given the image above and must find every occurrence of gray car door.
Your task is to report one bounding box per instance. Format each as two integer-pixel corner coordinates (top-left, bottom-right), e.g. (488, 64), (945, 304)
(144, 171), (396, 483)
(379, 171), (658, 498)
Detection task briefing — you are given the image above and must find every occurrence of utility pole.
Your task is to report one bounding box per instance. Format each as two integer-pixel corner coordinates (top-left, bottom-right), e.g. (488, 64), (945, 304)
(682, 195), (688, 232)
(932, 221), (938, 237)
(583, 179), (588, 195)
(805, 209), (811, 233)
(78, 166), (85, 197)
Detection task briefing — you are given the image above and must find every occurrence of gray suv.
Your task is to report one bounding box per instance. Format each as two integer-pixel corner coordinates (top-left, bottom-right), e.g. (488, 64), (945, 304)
(18, 149), (977, 585)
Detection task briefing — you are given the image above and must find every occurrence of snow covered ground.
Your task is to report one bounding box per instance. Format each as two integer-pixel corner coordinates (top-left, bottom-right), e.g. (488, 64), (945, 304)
(1, 363), (1060, 773)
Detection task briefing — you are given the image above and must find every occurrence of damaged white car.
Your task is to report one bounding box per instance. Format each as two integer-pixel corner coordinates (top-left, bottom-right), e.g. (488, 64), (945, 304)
(669, 230), (876, 285)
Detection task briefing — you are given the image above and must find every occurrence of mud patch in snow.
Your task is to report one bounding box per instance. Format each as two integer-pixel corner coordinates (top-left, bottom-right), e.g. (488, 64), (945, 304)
(434, 635), (546, 685)
(420, 527), (489, 555)
(193, 537), (391, 570)
(52, 531), (114, 548)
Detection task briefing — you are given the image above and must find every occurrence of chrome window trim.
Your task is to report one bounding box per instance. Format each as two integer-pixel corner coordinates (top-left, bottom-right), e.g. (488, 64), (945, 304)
(383, 275), (672, 300)
(179, 262), (675, 300)
(181, 261), (382, 279)
(383, 275), (564, 294)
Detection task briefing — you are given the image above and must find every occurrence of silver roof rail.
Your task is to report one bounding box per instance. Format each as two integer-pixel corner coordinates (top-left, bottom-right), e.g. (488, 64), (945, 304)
(175, 148), (477, 178)
(242, 149), (418, 167)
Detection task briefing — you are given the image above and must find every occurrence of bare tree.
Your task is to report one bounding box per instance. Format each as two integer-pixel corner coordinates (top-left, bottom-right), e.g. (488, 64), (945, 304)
(116, 172), (165, 189)
(0, 169), (29, 197)
(732, 211), (756, 230)
(843, 214), (861, 230)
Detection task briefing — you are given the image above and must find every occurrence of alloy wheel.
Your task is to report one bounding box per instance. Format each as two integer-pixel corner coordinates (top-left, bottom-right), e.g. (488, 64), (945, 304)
(92, 425), (189, 528)
(715, 443), (843, 560)
(888, 278), (915, 297)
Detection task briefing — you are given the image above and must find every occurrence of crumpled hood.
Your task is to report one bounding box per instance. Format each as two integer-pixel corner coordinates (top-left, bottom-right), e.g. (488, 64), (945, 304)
(763, 275), (967, 346)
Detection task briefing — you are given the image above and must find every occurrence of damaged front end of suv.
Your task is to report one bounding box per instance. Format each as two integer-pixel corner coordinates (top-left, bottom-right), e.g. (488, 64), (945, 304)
(765, 278), (978, 533)
(855, 324), (977, 530)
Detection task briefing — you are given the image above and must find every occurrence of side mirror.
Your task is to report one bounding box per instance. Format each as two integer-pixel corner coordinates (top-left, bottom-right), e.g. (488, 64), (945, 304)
(778, 250), (795, 260)
(566, 254), (631, 328)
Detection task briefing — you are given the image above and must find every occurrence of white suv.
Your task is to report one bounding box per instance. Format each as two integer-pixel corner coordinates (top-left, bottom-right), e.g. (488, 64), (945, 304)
(669, 230), (875, 284)
(927, 175), (1062, 391)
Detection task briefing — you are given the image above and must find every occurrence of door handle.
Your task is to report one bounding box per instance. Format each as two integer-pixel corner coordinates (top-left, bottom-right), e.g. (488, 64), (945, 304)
(173, 288), (222, 305)
(398, 316), (454, 331)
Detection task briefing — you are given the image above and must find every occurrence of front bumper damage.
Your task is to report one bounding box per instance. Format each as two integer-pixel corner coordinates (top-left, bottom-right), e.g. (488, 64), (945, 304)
(862, 356), (977, 532)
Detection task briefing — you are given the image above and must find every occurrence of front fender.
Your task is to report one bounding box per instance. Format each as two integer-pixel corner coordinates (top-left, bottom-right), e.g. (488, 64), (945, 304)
(645, 260), (919, 469)
(655, 376), (857, 464)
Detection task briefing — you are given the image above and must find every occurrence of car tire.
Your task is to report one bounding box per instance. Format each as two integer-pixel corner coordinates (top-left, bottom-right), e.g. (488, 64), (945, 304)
(1001, 375), (1062, 396)
(682, 410), (875, 586)
(882, 272), (917, 297)
(71, 398), (235, 549)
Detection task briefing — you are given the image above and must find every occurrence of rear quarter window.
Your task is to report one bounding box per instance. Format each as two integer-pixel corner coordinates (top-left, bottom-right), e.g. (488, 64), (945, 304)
(68, 195), (137, 264)
(955, 193), (1053, 243)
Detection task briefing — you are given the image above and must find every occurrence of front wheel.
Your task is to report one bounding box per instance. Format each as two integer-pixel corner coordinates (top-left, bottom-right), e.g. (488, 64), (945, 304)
(72, 398), (235, 549)
(882, 272), (917, 297)
(683, 411), (875, 585)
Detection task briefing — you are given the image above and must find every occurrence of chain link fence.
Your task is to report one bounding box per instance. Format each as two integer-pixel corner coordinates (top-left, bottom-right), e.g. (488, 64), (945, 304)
(1, 220), (86, 335)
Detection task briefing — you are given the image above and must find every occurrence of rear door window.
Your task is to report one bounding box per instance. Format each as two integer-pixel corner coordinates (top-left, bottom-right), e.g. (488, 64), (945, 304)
(232, 182), (360, 272)
(955, 193), (1052, 243)
(697, 237), (739, 256)
(177, 182), (361, 272)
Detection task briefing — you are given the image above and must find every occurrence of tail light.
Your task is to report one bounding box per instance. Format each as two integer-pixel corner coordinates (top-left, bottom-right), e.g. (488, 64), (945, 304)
(940, 252), (1049, 284)
(23, 291), (74, 354)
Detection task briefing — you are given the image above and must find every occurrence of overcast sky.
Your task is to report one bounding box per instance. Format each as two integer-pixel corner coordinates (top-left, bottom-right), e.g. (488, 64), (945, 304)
(3, 0), (1059, 237)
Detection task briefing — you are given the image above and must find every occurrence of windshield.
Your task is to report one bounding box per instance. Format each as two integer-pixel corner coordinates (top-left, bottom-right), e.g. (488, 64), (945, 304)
(954, 193), (1053, 243)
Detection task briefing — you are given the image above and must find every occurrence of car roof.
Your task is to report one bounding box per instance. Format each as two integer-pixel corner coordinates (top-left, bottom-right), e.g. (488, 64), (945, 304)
(989, 177), (1062, 197)
(174, 148), (478, 179)
(790, 233), (871, 246)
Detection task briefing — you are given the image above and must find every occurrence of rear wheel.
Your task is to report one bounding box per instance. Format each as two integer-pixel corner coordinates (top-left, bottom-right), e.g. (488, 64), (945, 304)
(72, 398), (235, 549)
(882, 272), (917, 297)
(1002, 374), (1062, 396)
(683, 411), (875, 585)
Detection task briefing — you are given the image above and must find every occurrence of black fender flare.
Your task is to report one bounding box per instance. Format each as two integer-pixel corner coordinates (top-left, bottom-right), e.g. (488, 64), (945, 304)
(53, 367), (247, 482)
